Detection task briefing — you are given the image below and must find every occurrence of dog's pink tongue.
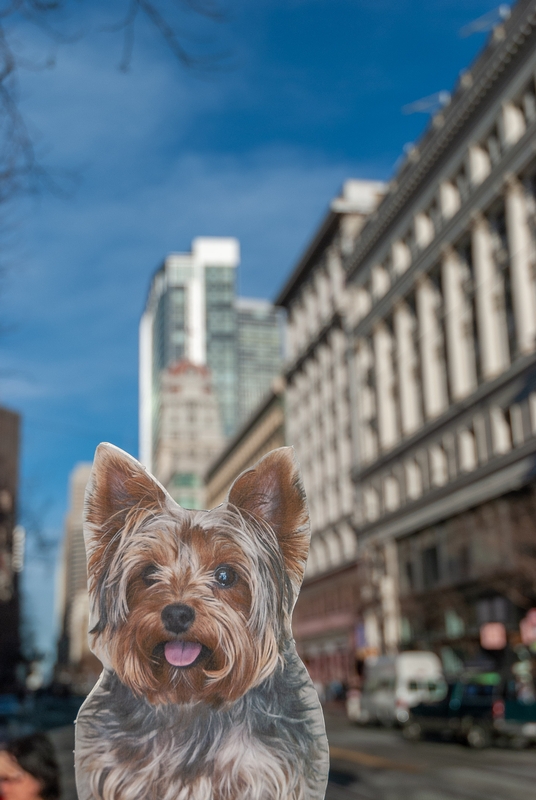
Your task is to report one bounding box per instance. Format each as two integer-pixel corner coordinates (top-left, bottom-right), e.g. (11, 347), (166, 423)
(164, 641), (202, 667)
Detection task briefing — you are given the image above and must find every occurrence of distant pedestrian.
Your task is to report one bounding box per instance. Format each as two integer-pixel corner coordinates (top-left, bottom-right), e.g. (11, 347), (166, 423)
(0, 733), (60, 800)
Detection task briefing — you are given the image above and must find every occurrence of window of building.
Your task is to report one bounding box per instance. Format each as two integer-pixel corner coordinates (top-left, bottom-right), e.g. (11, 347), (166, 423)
(487, 124), (502, 166)
(489, 207), (516, 362)
(422, 545), (440, 588)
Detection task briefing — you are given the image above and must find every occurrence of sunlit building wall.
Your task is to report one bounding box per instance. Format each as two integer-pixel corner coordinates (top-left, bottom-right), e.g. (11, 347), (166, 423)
(276, 179), (386, 684)
(346, 0), (536, 659)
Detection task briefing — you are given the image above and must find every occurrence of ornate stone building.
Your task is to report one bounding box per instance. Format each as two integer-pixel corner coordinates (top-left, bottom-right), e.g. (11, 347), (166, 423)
(276, 180), (386, 684)
(346, 0), (536, 665)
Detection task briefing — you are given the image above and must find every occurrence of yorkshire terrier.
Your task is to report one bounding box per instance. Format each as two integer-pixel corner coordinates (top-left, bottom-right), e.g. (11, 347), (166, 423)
(75, 443), (329, 800)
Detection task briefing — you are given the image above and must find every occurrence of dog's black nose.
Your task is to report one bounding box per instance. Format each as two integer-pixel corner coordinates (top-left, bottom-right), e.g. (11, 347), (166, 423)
(161, 604), (195, 634)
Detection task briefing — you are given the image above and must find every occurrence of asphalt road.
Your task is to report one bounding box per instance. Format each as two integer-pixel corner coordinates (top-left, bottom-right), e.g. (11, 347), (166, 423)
(325, 711), (536, 800)
(47, 711), (536, 800)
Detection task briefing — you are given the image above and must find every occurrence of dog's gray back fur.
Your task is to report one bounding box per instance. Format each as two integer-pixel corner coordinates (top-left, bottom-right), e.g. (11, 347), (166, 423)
(76, 644), (328, 800)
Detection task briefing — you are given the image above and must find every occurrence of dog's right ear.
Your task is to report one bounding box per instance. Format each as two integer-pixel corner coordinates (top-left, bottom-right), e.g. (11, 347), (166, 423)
(84, 442), (167, 575)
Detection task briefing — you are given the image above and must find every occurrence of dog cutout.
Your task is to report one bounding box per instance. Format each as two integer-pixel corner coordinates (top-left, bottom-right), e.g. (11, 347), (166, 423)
(75, 443), (329, 800)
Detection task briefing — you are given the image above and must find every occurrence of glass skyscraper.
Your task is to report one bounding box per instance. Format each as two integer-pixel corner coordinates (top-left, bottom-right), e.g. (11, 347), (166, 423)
(236, 297), (284, 426)
(139, 237), (284, 474)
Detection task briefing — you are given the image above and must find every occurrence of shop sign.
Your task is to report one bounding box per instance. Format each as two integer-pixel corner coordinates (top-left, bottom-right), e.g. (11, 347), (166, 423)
(520, 608), (536, 646)
(480, 622), (507, 650)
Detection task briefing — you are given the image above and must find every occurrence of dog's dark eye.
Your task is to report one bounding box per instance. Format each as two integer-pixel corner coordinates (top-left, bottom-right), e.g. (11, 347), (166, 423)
(141, 565), (159, 586)
(213, 565), (237, 588)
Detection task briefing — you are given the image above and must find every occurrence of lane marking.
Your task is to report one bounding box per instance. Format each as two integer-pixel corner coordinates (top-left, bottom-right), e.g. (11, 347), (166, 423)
(329, 745), (423, 774)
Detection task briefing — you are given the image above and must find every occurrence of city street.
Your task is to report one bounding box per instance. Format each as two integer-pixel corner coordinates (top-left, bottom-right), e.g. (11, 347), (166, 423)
(325, 712), (536, 800)
(46, 709), (536, 800)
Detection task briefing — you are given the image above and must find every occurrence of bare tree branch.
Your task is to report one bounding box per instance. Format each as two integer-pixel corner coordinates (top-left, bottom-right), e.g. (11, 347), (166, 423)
(0, 0), (228, 210)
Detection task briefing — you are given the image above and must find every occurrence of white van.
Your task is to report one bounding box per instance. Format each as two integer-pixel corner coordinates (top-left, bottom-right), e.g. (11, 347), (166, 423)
(348, 651), (445, 726)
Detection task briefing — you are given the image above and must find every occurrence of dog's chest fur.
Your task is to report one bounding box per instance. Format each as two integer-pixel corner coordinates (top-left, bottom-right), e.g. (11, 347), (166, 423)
(75, 651), (328, 800)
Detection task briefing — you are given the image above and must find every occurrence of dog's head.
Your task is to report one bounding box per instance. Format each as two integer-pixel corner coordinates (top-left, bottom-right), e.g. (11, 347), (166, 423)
(83, 443), (310, 706)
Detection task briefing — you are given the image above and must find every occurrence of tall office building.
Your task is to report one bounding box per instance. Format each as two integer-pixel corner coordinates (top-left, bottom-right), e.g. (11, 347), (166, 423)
(140, 237), (240, 471)
(56, 462), (96, 688)
(139, 237), (284, 474)
(154, 360), (224, 509)
(0, 406), (21, 693)
(236, 298), (284, 425)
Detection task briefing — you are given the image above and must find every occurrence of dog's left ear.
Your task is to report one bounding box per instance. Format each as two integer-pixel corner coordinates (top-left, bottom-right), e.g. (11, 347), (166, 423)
(227, 447), (310, 589)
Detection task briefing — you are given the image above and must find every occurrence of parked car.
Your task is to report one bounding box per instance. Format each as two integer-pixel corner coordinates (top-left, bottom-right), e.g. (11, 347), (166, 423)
(403, 672), (536, 748)
(348, 651), (445, 726)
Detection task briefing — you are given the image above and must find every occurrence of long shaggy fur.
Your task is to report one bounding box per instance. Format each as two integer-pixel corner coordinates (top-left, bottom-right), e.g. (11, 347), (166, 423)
(75, 444), (329, 800)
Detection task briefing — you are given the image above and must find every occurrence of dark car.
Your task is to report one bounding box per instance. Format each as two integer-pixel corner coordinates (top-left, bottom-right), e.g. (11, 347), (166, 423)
(403, 673), (536, 748)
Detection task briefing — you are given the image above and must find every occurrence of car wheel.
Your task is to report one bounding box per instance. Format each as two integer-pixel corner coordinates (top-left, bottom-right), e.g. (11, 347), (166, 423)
(466, 724), (491, 749)
(403, 722), (422, 742)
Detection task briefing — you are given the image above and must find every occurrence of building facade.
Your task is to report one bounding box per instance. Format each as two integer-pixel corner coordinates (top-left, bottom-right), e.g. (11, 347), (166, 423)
(0, 406), (21, 692)
(56, 462), (100, 693)
(235, 298), (284, 426)
(154, 360), (224, 509)
(276, 180), (386, 685)
(204, 380), (285, 510)
(346, 0), (536, 667)
(139, 238), (284, 473)
(140, 237), (240, 463)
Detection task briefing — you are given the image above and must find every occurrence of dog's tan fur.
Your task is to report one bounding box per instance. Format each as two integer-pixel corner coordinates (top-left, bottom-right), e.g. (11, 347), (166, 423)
(75, 444), (328, 800)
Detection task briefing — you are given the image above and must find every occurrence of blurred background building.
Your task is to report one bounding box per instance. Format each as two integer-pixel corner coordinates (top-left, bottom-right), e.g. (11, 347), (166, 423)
(139, 237), (240, 456)
(205, 377), (286, 509)
(235, 297), (285, 425)
(154, 360), (223, 508)
(139, 237), (284, 472)
(0, 405), (21, 693)
(56, 462), (99, 693)
(346, 0), (536, 672)
(51, 0), (536, 698)
(276, 179), (386, 686)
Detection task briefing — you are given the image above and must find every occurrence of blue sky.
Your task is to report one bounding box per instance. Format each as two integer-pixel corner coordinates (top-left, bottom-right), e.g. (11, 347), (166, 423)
(0, 0), (506, 666)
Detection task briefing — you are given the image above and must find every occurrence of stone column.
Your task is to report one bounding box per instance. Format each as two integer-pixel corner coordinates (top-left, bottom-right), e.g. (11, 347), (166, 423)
(504, 176), (536, 355)
(394, 301), (421, 435)
(417, 278), (448, 419)
(472, 213), (509, 378)
(442, 247), (477, 400)
(373, 323), (399, 451)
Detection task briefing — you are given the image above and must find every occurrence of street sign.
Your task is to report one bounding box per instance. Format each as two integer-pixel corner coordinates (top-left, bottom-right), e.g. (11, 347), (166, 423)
(480, 622), (507, 650)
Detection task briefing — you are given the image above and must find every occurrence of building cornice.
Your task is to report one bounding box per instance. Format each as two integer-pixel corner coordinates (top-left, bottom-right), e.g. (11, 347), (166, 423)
(355, 445), (536, 546)
(348, 110), (536, 334)
(275, 209), (340, 308)
(346, 0), (536, 281)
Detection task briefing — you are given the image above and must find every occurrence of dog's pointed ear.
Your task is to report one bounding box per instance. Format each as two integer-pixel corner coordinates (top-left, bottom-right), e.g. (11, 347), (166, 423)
(227, 447), (310, 589)
(84, 443), (168, 568)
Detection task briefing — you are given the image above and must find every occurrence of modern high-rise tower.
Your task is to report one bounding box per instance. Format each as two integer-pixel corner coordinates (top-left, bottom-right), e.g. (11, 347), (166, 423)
(139, 238), (240, 471)
(139, 237), (284, 475)
(235, 297), (284, 426)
